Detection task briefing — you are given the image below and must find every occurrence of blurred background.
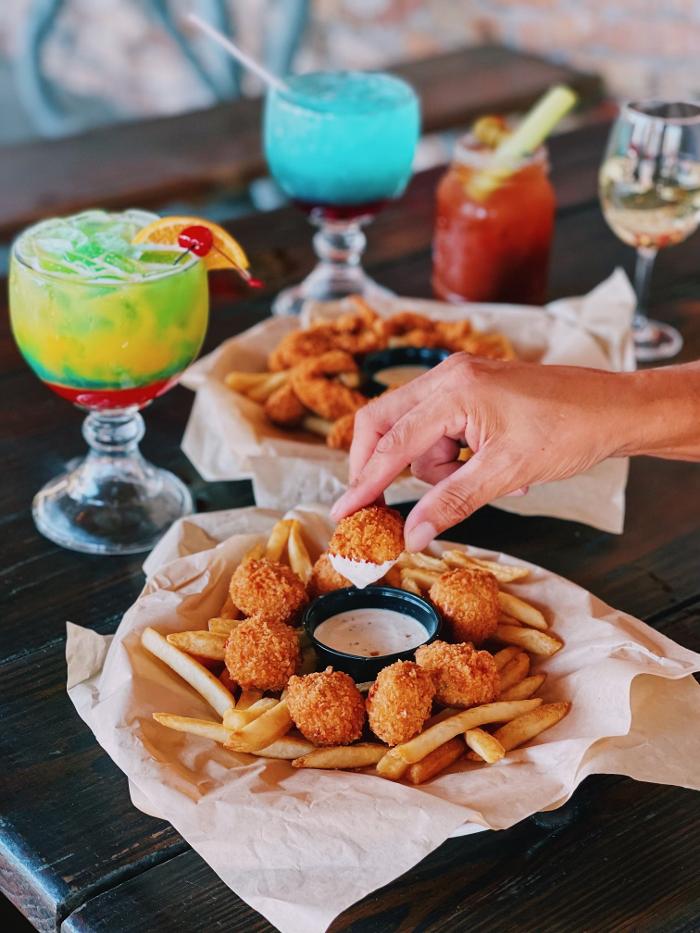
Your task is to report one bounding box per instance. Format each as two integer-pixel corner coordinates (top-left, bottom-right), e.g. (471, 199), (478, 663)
(1, 0), (697, 145)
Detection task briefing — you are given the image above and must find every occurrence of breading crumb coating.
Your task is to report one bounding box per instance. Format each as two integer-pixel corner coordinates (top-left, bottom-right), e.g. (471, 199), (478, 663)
(329, 506), (405, 564)
(366, 660), (435, 746)
(225, 615), (300, 691)
(309, 553), (351, 597)
(415, 640), (500, 707)
(286, 668), (366, 746)
(230, 558), (308, 626)
(428, 568), (499, 645)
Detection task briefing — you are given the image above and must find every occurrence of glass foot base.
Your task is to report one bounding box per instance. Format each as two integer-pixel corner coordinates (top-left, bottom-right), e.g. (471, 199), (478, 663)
(634, 319), (683, 362)
(273, 267), (393, 316)
(33, 455), (193, 555)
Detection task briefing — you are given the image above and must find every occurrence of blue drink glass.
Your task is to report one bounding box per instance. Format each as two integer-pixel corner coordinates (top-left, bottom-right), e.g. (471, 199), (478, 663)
(264, 71), (420, 315)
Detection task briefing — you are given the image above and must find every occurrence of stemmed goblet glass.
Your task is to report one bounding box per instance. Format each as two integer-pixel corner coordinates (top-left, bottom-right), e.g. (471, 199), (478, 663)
(599, 101), (700, 361)
(264, 71), (420, 316)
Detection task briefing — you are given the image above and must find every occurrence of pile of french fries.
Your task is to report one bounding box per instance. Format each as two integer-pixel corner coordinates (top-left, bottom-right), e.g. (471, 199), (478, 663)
(144, 519), (570, 786)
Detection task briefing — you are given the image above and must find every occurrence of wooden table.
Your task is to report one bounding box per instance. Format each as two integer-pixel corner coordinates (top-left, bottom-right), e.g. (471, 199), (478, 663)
(2, 120), (699, 933)
(0, 44), (602, 238)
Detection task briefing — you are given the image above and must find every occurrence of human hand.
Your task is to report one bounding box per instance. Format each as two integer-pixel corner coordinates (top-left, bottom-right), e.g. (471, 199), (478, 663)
(331, 354), (627, 550)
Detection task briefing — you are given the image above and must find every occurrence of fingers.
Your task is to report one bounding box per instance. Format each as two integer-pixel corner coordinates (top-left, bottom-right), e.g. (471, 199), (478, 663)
(332, 398), (452, 520)
(404, 446), (520, 551)
(410, 436), (462, 486)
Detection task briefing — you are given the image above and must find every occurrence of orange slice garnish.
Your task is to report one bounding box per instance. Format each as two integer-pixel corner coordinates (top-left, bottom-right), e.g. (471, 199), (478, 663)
(133, 216), (249, 271)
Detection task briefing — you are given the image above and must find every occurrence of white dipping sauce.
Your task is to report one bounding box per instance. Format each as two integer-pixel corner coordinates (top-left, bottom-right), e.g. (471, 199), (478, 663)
(314, 607), (428, 658)
(374, 364), (430, 387)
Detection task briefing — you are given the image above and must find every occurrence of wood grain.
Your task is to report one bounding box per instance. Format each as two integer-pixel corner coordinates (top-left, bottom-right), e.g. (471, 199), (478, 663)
(2, 118), (700, 933)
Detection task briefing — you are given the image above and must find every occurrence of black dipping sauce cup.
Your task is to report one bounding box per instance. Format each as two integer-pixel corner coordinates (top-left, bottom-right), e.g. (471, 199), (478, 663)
(304, 585), (442, 681)
(362, 346), (451, 396)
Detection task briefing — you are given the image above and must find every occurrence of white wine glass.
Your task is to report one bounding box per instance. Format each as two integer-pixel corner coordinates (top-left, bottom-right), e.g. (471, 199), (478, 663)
(599, 101), (700, 361)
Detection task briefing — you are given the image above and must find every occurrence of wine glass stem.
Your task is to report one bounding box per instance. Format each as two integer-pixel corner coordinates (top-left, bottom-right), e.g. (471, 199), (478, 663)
(313, 220), (367, 270)
(633, 246), (657, 329)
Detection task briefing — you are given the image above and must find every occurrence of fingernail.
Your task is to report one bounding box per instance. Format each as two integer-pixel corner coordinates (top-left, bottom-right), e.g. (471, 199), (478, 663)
(330, 499), (344, 521)
(405, 522), (437, 553)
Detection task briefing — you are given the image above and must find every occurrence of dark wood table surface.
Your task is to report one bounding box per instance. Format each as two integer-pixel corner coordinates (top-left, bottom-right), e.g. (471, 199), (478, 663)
(2, 120), (700, 933)
(0, 44), (602, 238)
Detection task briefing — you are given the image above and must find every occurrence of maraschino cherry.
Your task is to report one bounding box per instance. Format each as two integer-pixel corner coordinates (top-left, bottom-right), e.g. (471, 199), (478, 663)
(177, 224), (263, 287)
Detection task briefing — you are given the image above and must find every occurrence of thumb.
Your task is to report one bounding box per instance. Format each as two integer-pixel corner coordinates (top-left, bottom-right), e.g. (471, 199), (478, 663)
(404, 446), (517, 551)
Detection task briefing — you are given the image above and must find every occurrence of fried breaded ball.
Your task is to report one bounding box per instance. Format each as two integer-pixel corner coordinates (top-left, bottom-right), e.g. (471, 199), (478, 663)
(329, 505), (405, 564)
(225, 615), (300, 691)
(415, 640), (500, 708)
(428, 568), (499, 645)
(366, 660), (435, 746)
(286, 667), (366, 746)
(229, 558), (308, 626)
(264, 381), (307, 427)
(309, 553), (351, 597)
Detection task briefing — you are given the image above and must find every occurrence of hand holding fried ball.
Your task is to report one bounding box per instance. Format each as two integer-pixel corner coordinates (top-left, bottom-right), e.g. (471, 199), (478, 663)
(328, 505), (405, 565)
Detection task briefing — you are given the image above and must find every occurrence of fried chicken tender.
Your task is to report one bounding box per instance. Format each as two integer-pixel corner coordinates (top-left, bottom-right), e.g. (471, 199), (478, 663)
(225, 615), (300, 691)
(264, 381), (307, 427)
(286, 667), (366, 745)
(291, 350), (366, 421)
(366, 660), (435, 745)
(309, 553), (351, 597)
(326, 411), (356, 451)
(415, 640), (500, 708)
(267, 327), (339, 371)
(230, 558), (308, 626)
(329, 505), (405, 563)
(429, 568), (499, 645)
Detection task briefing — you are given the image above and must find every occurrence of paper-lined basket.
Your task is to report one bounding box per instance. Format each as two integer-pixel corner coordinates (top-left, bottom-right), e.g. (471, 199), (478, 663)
(67, 505), (700, 933)
(181, 271), (635, 533)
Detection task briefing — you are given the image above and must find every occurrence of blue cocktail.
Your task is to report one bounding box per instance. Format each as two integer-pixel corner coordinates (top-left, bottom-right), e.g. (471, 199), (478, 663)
(264, 71), (420, 314)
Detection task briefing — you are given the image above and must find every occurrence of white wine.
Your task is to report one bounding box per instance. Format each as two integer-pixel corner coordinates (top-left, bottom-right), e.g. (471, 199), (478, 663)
(599, 154), (700, 249)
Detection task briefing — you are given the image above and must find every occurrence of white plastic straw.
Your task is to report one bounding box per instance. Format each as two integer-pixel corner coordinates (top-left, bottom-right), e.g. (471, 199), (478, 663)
(187, 13), (290, 94)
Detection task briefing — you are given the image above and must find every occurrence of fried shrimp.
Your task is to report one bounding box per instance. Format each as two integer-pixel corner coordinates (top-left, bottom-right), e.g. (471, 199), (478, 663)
(264, 381), (308, 427)
(382, 311), (440, 348)
(326, 411), (356, 451)
(229, 558), (308, 626)
(329, 505), (405, 564)
(366, 660), (435, 745)
(291, 350), (366, 421)
(309, 553), (351, 597)
(286, 667), (366, 745)
(267, 326), (339, 371)
(224, 615), (300, 691)
(415, 640), (500, 708)
(429, 568), (499, 645)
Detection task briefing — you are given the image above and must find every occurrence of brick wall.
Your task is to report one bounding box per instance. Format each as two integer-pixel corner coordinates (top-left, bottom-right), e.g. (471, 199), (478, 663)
(1, 0), (699, 125)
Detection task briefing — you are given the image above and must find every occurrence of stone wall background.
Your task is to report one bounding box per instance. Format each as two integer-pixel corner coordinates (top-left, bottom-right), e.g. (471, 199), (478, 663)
(1, 0), (699, 132)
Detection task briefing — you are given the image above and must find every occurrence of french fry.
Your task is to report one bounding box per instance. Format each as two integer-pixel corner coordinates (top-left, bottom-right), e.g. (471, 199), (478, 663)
(243, 541), (266, 563)
(208, 617), (240, 636)
(497, 592), (548, 630)
(141, 627), (235, 716)
(490, 701), (570, 752)
(494, 624), (562, 657)
(457, 447), (473, 462)
(246, 371), (289, 403)
(293, 743), (387, 770)
(254, 733), (315, 759)
(378, 699), (542, 779)
(355, 681), (374, 694)
(218, 595), (241, 620)
(441, 549), (471, 568)
(465, 728), (505, 764)
(406, 737), (464, 784)
(499, 673), (546, 701)
(302, 415), (332, 438)
(224, 371), (271, 393)
(225, 700), (292, 753)
(492, 646), (521, 670)
(467, 557), (528, 583)
(152, 713), (231, 745)
(399, 571), (423, 596)
(497, 652), (530, 693)
(499, 613), (523, 626)
(223, 697), (278, 730)
(288, 520), (313, 584)
(401, 567), (442, 589)
(380, 564), (403, 588)
(338, 371), (361, 389)
(236, 688), (263, 710)
(167, 630), (227, 660)
(265, 519), (292, 563)
(397, 552), (448, 573)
